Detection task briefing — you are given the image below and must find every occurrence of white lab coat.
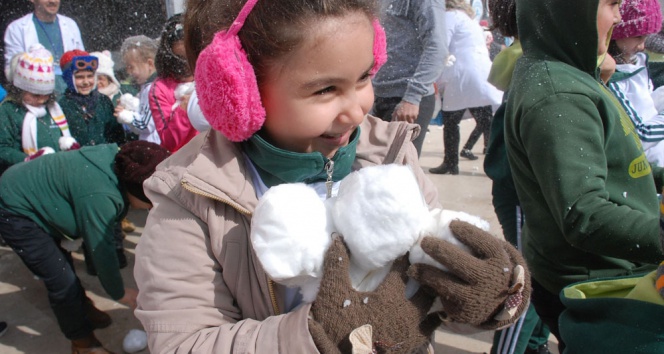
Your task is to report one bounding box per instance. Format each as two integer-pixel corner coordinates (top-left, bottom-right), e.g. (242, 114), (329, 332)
(4, 13), (84, 71)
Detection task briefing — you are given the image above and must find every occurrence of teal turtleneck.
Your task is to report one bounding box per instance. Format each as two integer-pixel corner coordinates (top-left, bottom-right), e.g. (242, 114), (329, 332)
(243, 127), (360, 188)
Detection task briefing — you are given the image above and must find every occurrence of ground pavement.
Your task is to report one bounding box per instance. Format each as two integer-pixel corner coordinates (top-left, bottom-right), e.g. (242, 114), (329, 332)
(0, 119), (558, 353)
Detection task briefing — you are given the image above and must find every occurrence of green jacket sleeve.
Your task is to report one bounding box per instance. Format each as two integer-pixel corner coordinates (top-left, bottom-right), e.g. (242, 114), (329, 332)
(100, 96), (126, 145)
(0, 104), (28, 168)
(518, 94), (662, 264)
(75, 195), (125, 300)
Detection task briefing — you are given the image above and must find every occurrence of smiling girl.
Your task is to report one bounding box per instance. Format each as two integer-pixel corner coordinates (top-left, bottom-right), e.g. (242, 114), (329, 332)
(133, 0), (530, 352)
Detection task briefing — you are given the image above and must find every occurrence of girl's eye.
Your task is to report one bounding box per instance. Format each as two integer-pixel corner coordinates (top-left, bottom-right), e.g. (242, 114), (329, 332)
(359, 72), (371, 82)
(315, 86), (335, 95)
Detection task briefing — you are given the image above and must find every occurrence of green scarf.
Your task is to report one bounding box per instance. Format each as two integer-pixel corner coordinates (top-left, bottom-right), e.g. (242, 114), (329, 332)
(243, 127), (360, 188)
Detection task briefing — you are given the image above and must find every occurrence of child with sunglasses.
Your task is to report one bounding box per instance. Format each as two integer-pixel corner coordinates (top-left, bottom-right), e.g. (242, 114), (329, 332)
(58, 50), (126, 147)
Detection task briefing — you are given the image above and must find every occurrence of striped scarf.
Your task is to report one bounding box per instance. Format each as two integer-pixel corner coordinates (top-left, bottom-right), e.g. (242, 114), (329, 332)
(22, 102), (74, 155)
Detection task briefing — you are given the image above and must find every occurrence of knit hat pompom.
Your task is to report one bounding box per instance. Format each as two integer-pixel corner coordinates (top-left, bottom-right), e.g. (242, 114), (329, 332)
(612, 0), (663, 40)
(114, 141), (171, 203)
(11, 44), (55, 95)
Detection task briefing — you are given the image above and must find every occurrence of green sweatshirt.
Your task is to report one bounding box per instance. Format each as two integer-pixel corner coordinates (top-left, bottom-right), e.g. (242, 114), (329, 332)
(0, 100), (64, 174)
(59, 93), (126, 146)
(0, 144), (126, 300)
(505, 0), (664, 294)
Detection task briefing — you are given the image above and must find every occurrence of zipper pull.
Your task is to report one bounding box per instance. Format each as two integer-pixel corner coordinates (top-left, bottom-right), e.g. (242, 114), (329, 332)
(325, 160), (335, 199)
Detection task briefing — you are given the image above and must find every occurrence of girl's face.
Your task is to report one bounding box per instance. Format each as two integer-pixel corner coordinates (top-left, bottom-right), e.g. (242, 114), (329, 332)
(22, 92), (50, 106)
(597, 0), (621, 55)
(97, 74), (111, 89)
(259, 13), (375, 158)
(74, 70), (95, 95)
(615, 36), (647, 61)
(123, 51), (155, 85)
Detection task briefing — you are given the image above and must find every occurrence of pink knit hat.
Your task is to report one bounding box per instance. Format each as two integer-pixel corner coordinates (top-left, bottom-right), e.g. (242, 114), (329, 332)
(195, 0), (387, 142)
(612, 0), (663, 40)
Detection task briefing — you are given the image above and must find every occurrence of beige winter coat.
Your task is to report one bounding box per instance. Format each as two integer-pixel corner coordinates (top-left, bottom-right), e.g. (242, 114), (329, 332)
(134, 116), (441, 353)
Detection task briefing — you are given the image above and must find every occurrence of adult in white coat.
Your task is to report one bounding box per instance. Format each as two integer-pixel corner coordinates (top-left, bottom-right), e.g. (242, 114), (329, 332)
(4, 0), (84, 96)
(430, 0), (502, 175)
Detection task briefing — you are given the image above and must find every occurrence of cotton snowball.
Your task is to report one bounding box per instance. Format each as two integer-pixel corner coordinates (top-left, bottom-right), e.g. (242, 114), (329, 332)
(123, 329), (147, 353)
(250, 183), (332, 288)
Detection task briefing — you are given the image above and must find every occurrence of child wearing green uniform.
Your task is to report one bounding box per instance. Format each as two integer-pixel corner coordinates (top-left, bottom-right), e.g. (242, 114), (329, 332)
(0, 141), (169, 353)
(505, 0), (664, 350)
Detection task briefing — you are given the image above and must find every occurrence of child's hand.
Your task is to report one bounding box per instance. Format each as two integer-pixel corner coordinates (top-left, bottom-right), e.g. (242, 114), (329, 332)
(600, 53), (616, 84)
(309, 236), (440, 353)
(119, 287), (138, 310)
(408, 220), (531, 330)
(114, 104), (125, 118)
(179, 93), (192, 111)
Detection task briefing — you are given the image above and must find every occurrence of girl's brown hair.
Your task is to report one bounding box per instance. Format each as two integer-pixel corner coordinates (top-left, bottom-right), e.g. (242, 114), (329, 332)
(155, 14), (191, 80)
(445, 0), (475, 19)
(184, 0), (378, 82)
(488, 0), (518, 38)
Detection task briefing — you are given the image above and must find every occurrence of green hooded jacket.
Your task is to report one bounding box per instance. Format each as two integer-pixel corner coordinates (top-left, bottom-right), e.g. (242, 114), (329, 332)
(505, 0), (664, 295)
(0, 144), (126, 300)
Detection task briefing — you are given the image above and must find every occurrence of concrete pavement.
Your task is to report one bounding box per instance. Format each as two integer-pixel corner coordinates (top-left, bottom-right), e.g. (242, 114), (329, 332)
(0, 119), (558, 353)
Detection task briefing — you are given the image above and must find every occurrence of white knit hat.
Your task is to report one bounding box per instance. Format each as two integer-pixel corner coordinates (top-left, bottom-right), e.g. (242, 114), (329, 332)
(90, 50), (120, 87)
(11, 44), (55, 95)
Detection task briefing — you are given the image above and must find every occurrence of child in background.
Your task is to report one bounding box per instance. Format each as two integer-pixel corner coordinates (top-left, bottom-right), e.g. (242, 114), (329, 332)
(607, 0), (664, 167)
(0, 141), (170, 353)
(133, 0), (530, 352)
(505, 0), (664, 350)
(429, 0), (503, 175)
(149, 14), (198, 152)
(115, 35), (161, 145)
(0, 44), (79, 175)
(91, 50), (123, 105)
(58, 50), (125, 147)
(484, 0), (552, 353)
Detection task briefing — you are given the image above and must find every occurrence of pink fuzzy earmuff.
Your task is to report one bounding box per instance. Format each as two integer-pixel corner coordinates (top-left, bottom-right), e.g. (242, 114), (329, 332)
(195, 0), (389, 142)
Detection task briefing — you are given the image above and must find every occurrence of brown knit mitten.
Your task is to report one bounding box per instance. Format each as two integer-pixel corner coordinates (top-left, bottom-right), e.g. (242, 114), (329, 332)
(408, 220), (531, 330)
(310, 237), (441, 354)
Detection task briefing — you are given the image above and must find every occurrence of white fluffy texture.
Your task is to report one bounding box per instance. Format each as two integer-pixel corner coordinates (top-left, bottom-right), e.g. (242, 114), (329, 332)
(333, 164), (428, 272)
(120, 93), (140, 112)
(58, 136), (77, 151)
(409, 209), (489, 270)
(250, 183), (332, 288)
(172, 82), (195, 111)
(123, 329), (148, 353)
(117, 110), (135, 125)
(39, 146), (55, 155)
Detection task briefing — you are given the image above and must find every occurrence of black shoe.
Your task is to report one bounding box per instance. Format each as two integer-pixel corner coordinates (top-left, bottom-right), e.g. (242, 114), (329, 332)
(84, 298), (112, 329)
(460, 149), (478, 160)
(116, 249), (128, 269)
(525, 344), (551, 354)
(429, 163), (459, 175)
(0, 321), (7, 337)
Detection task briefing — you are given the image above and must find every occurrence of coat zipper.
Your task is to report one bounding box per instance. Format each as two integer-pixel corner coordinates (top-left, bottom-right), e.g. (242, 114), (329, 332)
(180, 179), (281, 315)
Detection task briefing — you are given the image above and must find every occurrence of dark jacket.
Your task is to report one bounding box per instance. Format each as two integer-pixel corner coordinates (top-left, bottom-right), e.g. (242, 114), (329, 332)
(0, 144), (127, 300)
(505, 0), (664, 294)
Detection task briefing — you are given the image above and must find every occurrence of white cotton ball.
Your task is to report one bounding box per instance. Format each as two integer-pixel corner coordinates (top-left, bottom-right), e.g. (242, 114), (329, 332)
(410, 209), (489, 270)
(122, 329), (147, 353)
(39, 146), (56, 155)
(117, 110), (135, 125)
(172, 82), (195, 111)
(58, 136), (77, 151)
(333, 164), (429, 272)
(251, 183), (332, 288)
(119, 93), (140, 112)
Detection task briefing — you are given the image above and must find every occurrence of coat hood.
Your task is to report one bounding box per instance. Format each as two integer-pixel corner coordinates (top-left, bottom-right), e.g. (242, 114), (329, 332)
(517, 0), (601, 76)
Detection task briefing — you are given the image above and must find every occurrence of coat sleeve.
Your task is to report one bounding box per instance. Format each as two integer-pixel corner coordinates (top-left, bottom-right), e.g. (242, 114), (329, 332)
(3, 21), (24, 72)
(0, 104), (28, 167)
(402, 0), (449, 105)
(134, 174), (320, 353)
(148, 79), (191, 151)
